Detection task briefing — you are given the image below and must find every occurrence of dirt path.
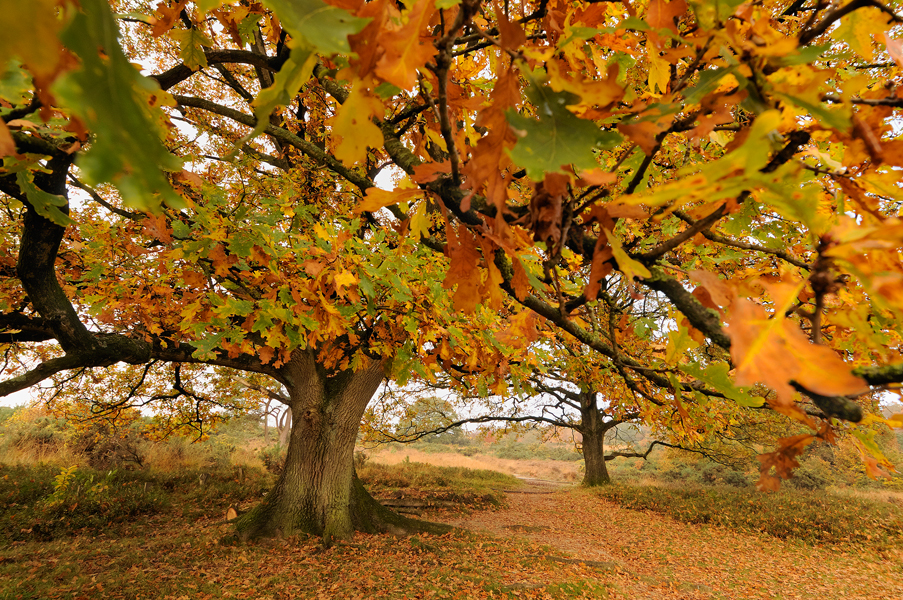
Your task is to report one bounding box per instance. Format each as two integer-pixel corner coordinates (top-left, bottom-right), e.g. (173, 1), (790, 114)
(435, 483), (902, 600)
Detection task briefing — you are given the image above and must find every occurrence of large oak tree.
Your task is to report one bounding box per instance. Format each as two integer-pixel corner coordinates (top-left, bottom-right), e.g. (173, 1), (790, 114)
(2, 0), (903, 539)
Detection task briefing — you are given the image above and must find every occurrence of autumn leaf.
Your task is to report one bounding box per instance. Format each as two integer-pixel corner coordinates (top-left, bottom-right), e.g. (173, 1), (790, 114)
(333, 80), (385, 165)
(726, 297), (869, 410)
(357, 187), (422, 213)
(374, 0), (437, 90)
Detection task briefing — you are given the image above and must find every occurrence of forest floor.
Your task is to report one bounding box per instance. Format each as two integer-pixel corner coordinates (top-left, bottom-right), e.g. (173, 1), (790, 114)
(435, 480), (903, 600)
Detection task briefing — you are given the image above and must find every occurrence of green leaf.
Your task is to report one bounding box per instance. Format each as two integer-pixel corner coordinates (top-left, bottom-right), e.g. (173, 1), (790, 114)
(506, 81), (618, 179)
(682, 66), (739, 105)
(776, 44), (831, 66)
(54, 0), (183, 211)
(262, 0), (370, 55)
(681, 362), (765, 407)
(16, 171), (74, 226)
(0, 61), (31, 104)
(174, 28), (214, 71)
(434, 0), (461, 7)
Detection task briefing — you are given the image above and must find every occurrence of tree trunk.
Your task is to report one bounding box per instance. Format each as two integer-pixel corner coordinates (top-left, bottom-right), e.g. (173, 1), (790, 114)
(234, 350), (449, 543)
(580, 391), (611, 486)
(278, 406), (291, 447)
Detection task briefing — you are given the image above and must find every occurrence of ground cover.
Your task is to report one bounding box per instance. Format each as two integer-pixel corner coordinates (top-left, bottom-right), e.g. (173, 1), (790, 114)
(439, 483), (903, 600)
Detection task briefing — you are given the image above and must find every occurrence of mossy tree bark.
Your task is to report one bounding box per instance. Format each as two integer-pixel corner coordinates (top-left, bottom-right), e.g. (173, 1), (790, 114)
(578, 390), (621, 487)
(234, 350), (450, 544)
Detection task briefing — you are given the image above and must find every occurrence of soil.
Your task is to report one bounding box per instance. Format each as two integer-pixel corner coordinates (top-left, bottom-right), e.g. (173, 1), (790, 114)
(434, 481), (903, 600)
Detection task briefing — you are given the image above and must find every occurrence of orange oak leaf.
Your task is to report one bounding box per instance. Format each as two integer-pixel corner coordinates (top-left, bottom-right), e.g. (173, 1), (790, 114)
(617, 120), (663, 155)
(689, 269), (734, 309)
(461, 66), (520, 223)
(374, 0), (437, 90)
(646, 0), (686, 34)
(357, 187), (422, 213)
(726, 298), (869, 411)
(496, 3), (527, 50)
(443, 225), (483, 313)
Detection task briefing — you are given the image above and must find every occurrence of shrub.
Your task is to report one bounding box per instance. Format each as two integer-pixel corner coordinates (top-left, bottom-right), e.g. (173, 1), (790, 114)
(258, 444), (286, 475)
(722, 469), (750, 487)
(787, 457), (833, 491)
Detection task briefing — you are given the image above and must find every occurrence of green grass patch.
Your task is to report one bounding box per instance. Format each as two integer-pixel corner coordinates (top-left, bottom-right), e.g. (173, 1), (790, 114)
(359, 460), (519, 491)
(359, 460), (519, 508)
(594, 483), (903, 550)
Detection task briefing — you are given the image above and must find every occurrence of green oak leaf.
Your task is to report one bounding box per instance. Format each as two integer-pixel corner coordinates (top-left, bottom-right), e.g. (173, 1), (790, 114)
(681, 362), (765, 408)
(54, 0), (184, 211)
(262, 0), (370, 55)
(174, 28), (214, 71)
(16, 171), (74, 226)
(506, 82), (620, 180)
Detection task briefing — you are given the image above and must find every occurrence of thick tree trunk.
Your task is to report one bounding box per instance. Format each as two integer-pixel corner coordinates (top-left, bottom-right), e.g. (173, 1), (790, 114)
(235, 350), (449, 543)
(580, 391), (612, 486)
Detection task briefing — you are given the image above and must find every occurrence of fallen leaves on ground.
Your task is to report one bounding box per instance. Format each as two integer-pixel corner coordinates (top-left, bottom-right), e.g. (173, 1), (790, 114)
(436, 482), (903, 600)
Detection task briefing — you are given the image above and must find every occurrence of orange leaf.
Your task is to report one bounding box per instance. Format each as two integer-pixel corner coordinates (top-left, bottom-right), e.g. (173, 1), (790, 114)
(374, 0), (437, 90)
(357, 187), (422, 213)
(727, 298), (869, 411)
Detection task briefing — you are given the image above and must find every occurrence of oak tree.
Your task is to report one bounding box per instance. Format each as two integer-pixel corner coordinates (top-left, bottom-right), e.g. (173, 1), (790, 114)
(3, 0), (903, 540)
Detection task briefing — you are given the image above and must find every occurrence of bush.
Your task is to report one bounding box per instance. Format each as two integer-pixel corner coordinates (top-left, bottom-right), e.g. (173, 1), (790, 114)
(722, 469), (750, 487)
(0, 462), (273, 542)
(70, 423), (146, 470)
(787, 458), (833, 491)
(258, 444), (286, 475)
(0, 464), (168, 541)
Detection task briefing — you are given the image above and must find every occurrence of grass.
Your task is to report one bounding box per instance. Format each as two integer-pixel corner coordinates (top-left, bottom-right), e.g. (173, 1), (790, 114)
(358, 460), (521, 508)
(593, 482), (903, 550)
(0, 463), (273, 542)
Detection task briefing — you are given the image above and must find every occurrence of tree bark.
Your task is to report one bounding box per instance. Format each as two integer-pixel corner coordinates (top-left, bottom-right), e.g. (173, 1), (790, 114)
(234, 350), (449, 543)
(580, 390), (612, 486)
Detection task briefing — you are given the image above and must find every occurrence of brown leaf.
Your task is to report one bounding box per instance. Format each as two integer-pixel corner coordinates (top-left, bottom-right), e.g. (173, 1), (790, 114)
(528, 180), (565, 245)
(0, 121), (15, 157)
(756, 433), (815, 491)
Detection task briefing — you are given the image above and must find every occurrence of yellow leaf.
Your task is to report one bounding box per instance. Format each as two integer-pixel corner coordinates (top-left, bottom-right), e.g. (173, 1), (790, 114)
(604, 228), (651, 281)
(408, 201), (430, 240)
(0, 0), (65, 82)
(647, 50), (670, 95)
(333, 80), (385, 165)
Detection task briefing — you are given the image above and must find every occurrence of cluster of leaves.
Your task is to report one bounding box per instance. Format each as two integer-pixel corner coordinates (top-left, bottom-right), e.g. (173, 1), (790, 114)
(594, 483), (903, 550)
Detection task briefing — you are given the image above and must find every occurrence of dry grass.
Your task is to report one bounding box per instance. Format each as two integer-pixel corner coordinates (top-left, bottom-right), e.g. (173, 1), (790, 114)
(363, 446), (582, 482)
(828, 485), (903, 507)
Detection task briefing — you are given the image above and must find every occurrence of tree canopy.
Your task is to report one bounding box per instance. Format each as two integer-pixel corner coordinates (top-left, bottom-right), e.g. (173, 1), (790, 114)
(2, 0), (903, 535)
